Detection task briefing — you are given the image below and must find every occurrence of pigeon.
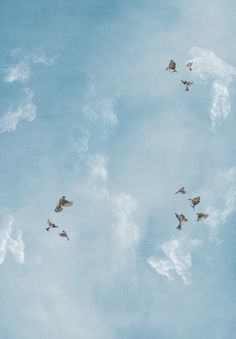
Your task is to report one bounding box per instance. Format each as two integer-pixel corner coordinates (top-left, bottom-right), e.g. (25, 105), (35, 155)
(175, 213), (188, 230)
(186, 61), (193, 71)
(188, 196), (200, 210)
(196, 213), (209, 221)
(175, 187), (186, 195)
(166, 59), (178, 72)
(46, 219), (59, 231)
(55, 195), (73, 213)
(59, 230), (70, 241)
(181, 80), (193, 91)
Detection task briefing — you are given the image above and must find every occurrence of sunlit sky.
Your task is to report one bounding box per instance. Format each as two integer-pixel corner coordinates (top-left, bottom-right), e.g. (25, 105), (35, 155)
(0, 1), (236, 338)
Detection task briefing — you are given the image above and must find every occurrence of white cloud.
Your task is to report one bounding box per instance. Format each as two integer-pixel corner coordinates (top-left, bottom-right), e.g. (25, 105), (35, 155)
(0, 215), (25, 264)
(82, 98), (117, 126)
(0, 88), (37, 133)
(210, 81), (230, 130)
(31, 50), (58, 65)
(188, 47), (236, 130)
(147, 239), (200, 284)
(88, 153), (108, 184)
(112, 193), (139, 253)
(203, 168), (236, 241)
(3, 60), (30, 83)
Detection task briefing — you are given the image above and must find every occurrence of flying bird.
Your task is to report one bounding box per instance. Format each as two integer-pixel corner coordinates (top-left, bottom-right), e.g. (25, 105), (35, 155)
(188, 196), (200, 210)
(46, 219), (59, 231)
(175, 213), (188, 230)
(59, 230), (70, 241)
(166, 59), (178, 72)
(175, 187), (186, 195)
(196, 213), (209, 221)
(186, 61), (193, 71)
(181, 80), (193, 91)
(54, 195), (73, 213)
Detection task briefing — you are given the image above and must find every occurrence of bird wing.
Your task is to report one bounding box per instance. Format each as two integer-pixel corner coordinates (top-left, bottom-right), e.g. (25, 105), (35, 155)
(63, 200), (73, 208)
(181, 80), (187, 85)
(47, 219), (52, 227)
(175, 213), (180, 221)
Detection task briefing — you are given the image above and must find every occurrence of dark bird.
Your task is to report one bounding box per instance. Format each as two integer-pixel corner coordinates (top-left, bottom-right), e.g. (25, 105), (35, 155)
(166, 59), (178, 72)
(175, 213), (188, 230)
(188, 196), (200, 210)
(186, 61), (193, 71)
(196, 213), (209, 221)
(181, 80), (193, 91)
(46, 219), (59, 231)
(59, 230), (70, 241)
(175, 187), (186, 195)
(55, 195), (73, 213)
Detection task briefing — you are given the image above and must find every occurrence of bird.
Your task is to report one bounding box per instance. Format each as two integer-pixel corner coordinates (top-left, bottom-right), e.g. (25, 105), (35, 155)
(186, 61), (193, 71)
(46, 219), (59, 231)
(175, 213), (188, 230)
(181, 80), (193, 91)
(166, 59), (178, 72)
(54, 195), (73, 213)
(59, 230), (70, 241)
(175, 187), (186, 195)
(196, 213), (209, 221)
(188, 196), (200, 210)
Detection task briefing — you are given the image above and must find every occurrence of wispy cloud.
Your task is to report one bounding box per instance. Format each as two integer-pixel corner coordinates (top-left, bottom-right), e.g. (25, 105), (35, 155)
(82, 98), (117, 126)
(0, 215), (25, 265)
(3, 47), (57, 83)
(147, 239), (200, 284)
(202, 168), (236, 241)
(0, 88), (37, 133)
(188, 47), (236, 130)
(3, 60), (31, 83)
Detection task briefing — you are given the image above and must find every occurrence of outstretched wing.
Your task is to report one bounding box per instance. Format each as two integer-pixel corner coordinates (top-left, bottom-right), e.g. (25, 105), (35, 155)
(181, 80), (187, 85)
(63, 200), (73, 208)
(47, 219), (52, 227)
(175, 213), (180, 221)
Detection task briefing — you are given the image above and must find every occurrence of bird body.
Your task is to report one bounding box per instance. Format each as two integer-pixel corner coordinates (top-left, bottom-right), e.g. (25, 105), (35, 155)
(196, 213), (209, 221)
(59, 230), (70, 241)
(188, 196), (200, 210)
(46, 219), (58, 231)
(181, 80), (193, 91)
(186, 62), (193, 71)
(175, 187), (186, 195)
(166, 59), (178, 72)
(55, 195), (73, 213)
(175, 213), (188, 230)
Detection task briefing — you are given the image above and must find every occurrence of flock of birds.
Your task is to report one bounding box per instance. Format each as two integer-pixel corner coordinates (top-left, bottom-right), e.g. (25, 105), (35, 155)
(174, 187), (208, 230)
(166, 59), (194, 91)
(44, 61), (198, 240)
(46, 195), (73, 240)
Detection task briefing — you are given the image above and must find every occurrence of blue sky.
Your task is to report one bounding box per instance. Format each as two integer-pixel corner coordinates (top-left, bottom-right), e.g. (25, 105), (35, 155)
(0, 1), (236, 338)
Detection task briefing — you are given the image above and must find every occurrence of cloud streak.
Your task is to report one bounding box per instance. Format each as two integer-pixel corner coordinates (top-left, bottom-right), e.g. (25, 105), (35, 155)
(188, 47), (236, 130)
(147, 239), (200, 284)
(0, 88), (37, 133)
(0, 215), (25, 265)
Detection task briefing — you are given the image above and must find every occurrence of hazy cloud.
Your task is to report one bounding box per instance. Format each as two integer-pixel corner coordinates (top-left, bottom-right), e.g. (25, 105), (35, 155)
(0, 215), (25, 265)
(0, 88), (37, 133)
(188, 47), (236, 130)
(147, 239), (200, 284)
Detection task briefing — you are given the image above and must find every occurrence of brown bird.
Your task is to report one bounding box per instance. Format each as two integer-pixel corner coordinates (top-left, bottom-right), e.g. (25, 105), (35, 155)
(188, 196), (200, 210)
(59, 230), (70, 241)
(175, 213), (188, 230)
(186, 62), (193, 71)
(166, 59), (178, 72)
(181, 80), (193, 91)
(54, 195), (73, 213)
(196, 213), (209, 221)
(46, 219), (59, 231)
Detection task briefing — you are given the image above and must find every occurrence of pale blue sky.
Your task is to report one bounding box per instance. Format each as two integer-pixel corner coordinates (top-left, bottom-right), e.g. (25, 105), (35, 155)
(0, 1), (236, 338)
